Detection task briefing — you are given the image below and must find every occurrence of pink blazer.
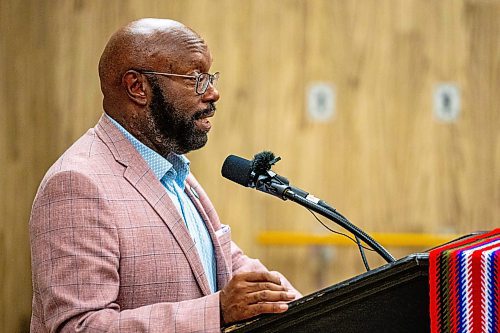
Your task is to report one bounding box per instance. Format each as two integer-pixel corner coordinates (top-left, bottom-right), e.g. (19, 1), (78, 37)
(30, 115), (299, 332)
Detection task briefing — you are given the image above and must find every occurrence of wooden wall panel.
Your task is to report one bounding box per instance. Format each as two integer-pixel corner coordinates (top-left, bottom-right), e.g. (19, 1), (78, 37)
(1, 0), (499, 331)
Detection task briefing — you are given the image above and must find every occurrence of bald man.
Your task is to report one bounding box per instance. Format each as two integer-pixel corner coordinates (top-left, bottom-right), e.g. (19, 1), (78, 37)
(29, 18), (301, 332)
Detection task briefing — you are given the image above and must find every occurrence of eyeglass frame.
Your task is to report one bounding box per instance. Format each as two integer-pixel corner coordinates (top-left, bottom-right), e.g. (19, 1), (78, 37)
(138, 70), (220, 95)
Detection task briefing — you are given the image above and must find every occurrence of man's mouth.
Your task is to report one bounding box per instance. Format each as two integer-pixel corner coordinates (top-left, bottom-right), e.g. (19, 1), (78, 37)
(194, 105), (216, 131)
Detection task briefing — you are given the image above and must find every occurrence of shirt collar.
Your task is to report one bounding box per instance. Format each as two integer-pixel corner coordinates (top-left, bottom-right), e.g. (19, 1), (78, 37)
(105, 113), (190, 188)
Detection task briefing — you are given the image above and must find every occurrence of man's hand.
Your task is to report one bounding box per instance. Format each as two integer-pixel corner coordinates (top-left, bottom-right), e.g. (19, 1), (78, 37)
(220, 271), (296, 324)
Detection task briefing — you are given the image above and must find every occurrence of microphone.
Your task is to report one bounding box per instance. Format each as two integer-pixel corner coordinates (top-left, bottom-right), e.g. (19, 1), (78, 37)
(222, 151), (321, 206)
(221, 154), (253, 187)
(221, 151), (396, 264)
(222, 152), (310, 200)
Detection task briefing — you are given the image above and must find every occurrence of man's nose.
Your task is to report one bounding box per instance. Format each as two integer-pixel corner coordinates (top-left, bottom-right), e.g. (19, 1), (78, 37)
(201, 84), (220, 103)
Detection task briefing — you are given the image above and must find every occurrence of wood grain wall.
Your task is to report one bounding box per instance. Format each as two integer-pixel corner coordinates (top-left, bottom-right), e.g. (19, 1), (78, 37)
(1, 0), (499, 331)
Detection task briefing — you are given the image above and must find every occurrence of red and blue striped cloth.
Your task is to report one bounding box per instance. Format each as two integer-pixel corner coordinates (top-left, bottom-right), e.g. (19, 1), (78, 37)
(429, 228), (500, 333)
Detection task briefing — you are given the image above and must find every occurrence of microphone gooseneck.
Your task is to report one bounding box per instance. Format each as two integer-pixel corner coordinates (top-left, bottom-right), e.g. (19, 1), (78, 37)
(221, 151), (396, 264)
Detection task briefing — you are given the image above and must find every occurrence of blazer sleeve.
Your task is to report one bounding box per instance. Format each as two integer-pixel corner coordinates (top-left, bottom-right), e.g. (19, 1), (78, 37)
(30, 170), (221, 333)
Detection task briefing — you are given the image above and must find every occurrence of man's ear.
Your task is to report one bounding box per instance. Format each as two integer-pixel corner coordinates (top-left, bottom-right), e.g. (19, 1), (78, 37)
(122, 70), (147, 106)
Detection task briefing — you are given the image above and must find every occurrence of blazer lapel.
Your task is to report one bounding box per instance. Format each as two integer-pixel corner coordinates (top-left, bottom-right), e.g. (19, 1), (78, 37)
(94, 114), (212, 296)
(185, 175), (232, 289)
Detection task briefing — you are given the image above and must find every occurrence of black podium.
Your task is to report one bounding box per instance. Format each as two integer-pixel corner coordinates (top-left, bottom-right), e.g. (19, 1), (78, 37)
(223, 253), (430, 333)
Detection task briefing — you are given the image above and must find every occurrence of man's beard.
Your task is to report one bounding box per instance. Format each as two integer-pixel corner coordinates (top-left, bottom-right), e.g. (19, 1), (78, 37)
(148, 77), (215, 155)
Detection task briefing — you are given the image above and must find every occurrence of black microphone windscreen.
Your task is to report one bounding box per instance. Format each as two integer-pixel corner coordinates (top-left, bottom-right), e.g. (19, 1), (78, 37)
(221, 155), (253, 187)
(252, 151), (275, 176)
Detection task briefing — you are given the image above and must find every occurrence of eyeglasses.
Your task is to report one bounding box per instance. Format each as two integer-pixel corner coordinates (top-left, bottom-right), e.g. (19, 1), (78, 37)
(140, 70), (220, 95)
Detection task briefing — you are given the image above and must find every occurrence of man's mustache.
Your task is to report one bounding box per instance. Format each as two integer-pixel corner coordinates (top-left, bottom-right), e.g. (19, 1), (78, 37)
(193, 103), (216, 120)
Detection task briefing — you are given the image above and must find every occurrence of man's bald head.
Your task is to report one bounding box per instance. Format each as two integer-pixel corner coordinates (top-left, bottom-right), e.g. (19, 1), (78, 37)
(98, 18), (207, 108)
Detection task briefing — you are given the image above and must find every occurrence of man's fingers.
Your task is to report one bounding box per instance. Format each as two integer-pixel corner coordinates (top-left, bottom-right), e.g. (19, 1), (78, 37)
(247, 290), (296, 304)
(220, 272), (293, 324)
(237, 271), (282, 284)
(244, 281), (287, 293)
(247, 302), (289, 317)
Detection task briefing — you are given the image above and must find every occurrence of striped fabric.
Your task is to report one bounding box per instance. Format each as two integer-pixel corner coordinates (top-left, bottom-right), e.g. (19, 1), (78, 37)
(429, 228), (500, 333)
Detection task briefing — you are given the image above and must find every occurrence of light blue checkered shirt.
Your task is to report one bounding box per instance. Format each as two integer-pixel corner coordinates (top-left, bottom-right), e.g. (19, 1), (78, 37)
(106, 114), (217, 293)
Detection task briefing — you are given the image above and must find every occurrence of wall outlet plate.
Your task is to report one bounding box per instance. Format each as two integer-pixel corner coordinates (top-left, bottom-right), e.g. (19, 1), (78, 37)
(433, 83), (460, 122)
(307, 83), (335, 122)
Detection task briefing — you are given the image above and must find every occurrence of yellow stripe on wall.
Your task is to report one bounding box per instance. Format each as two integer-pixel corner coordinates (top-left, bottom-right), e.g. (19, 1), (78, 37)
(257, 231), (461, 248)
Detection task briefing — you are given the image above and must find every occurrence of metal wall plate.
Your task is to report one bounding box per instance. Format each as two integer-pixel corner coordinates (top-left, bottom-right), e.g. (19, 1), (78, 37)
(433, 83), (460, 122)
(307, 83), (335, 122)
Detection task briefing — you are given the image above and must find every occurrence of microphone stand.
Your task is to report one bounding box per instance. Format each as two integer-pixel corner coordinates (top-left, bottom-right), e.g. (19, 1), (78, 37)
(254, 172), (396, 264)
